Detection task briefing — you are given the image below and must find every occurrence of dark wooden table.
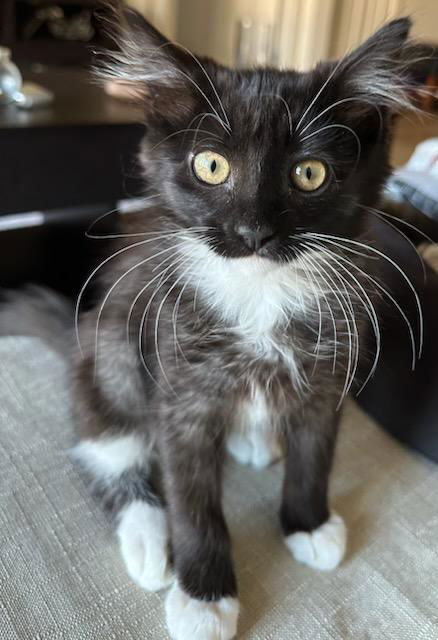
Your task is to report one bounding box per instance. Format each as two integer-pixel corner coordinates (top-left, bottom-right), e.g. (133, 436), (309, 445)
(0, 65), (144, 293)
(0, 65), (144, 214)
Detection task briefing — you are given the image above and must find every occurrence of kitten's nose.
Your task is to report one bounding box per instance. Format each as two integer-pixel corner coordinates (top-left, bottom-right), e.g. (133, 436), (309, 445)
(236, 225), (274, 252)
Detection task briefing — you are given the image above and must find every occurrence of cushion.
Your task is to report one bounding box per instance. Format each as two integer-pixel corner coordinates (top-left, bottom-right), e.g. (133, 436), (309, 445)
(386, 138), (438, 219)
(1, 337), (438, 639)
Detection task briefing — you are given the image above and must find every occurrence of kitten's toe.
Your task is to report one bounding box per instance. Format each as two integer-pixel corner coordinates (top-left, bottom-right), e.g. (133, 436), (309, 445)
(285, 512), (347, 571)
(117, 500), (173, 591)
(165, 582), (239, 640)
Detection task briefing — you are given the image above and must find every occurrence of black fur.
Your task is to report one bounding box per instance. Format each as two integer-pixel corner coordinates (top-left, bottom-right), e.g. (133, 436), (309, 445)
(73, 12), (415, 616)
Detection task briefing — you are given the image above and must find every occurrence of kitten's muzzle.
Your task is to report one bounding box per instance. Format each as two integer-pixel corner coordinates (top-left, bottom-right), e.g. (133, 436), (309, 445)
(235, 224), (275, 253)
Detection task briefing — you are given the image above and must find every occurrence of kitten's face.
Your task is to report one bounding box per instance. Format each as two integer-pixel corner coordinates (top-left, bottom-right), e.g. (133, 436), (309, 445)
(106, 15), (413, 264)
(141, 66), (390, 263)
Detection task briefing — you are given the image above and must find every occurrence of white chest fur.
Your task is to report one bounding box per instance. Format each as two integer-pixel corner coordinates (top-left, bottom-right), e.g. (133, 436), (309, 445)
(179, 237), (313, 468)
(179, 235), (312, 390)
(179, 236), (312, 337)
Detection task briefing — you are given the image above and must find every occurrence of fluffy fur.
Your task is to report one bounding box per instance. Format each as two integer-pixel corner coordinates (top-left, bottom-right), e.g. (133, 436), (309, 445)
(117, 500), (173, 591)
(68, 12), (420, 640)
(285, 512), (347, 570)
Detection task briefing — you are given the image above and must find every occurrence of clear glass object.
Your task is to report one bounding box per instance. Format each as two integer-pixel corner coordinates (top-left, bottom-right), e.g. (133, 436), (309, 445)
(0, 47), (22, 105)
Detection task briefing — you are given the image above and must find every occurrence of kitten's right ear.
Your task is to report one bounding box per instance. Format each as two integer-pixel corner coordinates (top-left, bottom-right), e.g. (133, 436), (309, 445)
(339, 17), (416, 114)
(96, 4), (195, 123)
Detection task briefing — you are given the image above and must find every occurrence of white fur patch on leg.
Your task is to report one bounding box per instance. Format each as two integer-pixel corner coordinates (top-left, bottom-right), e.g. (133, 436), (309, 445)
(226, 429), (282, 469)
(117, 500), (173, 591)
(165, 582), (239, 640)
(71, 433), (146, 480)
(285, 512), (347, 571)
(227, 386), (283, 469)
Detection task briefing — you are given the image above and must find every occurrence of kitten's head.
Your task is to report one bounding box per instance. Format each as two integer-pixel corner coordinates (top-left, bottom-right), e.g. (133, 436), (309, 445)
(101, 12), (415, 263)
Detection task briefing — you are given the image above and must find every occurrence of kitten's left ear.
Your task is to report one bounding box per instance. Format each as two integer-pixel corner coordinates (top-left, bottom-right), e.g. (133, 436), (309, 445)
(97, 5), (196, 123)
(340, 17), (415, 113)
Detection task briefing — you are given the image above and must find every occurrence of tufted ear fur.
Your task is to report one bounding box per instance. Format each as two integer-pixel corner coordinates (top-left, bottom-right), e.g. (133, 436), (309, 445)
(338, 17), (416, 116)
(96, 4), (196, 124)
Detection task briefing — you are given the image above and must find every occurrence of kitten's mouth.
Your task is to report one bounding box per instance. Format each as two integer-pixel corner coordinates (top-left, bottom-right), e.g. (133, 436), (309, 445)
(206, 229), (291, 264)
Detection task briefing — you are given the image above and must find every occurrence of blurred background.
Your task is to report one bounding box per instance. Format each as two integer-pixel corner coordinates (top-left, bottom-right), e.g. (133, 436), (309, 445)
(0, 0), (438, 481)
(0, 0), (437, 295)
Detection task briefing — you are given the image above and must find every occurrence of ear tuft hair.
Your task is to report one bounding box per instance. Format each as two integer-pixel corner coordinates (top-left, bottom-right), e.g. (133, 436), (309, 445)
(94, 2), (194, 121)
(340, 17), (420, 114)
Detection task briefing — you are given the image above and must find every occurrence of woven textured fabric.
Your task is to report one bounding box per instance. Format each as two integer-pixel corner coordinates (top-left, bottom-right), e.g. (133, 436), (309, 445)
(1, 337), (438, 640)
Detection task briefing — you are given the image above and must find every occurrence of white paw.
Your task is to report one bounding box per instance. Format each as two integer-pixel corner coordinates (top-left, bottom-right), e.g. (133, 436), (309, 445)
(117, 500), (173, 591)
(165, 582), (239, 640)
(285, 512), (347, 571)
(226, 429), (282, 469)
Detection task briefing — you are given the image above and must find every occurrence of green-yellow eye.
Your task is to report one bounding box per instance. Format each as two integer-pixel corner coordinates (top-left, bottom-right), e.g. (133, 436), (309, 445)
(192, 151), (230, 185)
(291, 159), (327, 192)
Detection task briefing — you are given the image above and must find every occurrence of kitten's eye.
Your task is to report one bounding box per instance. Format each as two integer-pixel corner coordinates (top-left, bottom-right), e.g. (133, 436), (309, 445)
(291, 160), (327, 192)
(192, 151), (230, 185)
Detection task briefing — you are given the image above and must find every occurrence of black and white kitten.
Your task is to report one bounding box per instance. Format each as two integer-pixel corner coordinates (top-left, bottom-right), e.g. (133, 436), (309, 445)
(72, 13), (417, 640)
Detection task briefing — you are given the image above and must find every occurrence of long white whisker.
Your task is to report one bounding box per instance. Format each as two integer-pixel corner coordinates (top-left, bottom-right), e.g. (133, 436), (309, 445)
(138, 255), (193, 394)
(305, 232), (424, 357)
(75, 233), (184, 356)
(157, 41), (231, 130)
(294, 250), (323, 372)
(310, 239), (418, 376)
(258, 93), (293, 136)
(126, 242), (198, 343)
(276, 95), (293, 137)
(150, 128), (220, 151)
(172, 277), (193, 365)
(312, 253), (360, 404)
(295, 57), (344, 132)
(93, 243), (181, 378)
(154, 258), (198, 392)
(300, 96), (383, 136)
(296, 248), (338, 373)
(362, 205), (427, 281)
(191, 112), (218, 150)
(301, 124), (361, 170)
(300, 248), (355, 408)
(135, 257), (187, 392)
(177, 68), (230, 135)
(367, 205), (436, 245)
(307, 241), (381, 395)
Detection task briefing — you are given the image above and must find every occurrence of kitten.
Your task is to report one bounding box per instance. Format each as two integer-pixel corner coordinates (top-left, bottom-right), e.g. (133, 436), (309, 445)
(71, 12), (417, 640)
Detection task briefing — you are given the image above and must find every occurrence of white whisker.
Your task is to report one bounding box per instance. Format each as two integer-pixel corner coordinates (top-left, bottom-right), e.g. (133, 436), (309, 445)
(138, 255), (193, 394)
(154, 258), (199, 392)
(150, 127), (220, 151)
(296, 248), (338, 373)
(305, 232), (424, 358)
(300, 247), (356, 408)
(361, 205), (427, 281)
(75, 233), (184, 357)
(93, 244), (180, 378)
(295, 57), (344, 132)
(301, 124), (361, 171)
(300, 96), (383, 136)
(307, 241), (381, 395)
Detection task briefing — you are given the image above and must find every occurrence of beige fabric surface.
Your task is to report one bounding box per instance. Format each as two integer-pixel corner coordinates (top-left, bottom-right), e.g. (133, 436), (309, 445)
(1, 336), (438, 640)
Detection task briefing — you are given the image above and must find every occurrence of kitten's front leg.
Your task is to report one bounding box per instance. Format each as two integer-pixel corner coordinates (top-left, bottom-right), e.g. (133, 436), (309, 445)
(161, 408), (239, 640)
(280, 405), (347, 571)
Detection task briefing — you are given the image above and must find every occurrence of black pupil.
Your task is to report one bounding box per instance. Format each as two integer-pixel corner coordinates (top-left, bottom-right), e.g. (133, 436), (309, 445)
(306, 166), (313, 180)
(211, 160), (217, 173)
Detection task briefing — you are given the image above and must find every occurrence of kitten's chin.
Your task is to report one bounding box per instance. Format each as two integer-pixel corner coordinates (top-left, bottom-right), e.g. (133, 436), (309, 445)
(229, 254), (284, 275)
